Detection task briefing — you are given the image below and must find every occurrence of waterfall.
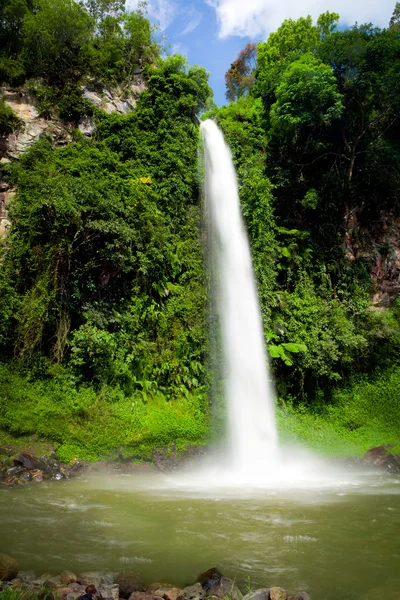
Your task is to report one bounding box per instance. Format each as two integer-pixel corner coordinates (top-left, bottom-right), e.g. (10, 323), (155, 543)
(201, 119), (279, 478)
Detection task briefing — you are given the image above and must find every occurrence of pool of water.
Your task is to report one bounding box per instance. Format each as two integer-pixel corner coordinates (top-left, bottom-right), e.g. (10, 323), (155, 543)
(1, 469), (400, 600)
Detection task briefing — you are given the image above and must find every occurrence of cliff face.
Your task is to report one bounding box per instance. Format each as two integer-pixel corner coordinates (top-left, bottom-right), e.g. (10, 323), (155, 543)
(0, 74), (146, 238)
(0, 73), (145, 159)
(344, 209), (400, 308)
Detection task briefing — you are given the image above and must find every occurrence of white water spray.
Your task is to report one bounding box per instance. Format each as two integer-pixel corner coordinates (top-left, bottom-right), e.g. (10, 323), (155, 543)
(201, 119), (279, 477)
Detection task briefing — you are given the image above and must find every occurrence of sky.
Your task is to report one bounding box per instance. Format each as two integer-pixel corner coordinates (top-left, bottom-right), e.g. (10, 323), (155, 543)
(128, 0), (397, 106)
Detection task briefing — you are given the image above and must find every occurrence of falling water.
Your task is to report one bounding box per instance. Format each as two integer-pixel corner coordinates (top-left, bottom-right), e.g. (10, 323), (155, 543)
(201, 119), (279, 477)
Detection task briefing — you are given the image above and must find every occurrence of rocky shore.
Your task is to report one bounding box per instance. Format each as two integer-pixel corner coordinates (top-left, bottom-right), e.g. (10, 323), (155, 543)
(0, 559), (310, 600)
(1, 444), (400, 488)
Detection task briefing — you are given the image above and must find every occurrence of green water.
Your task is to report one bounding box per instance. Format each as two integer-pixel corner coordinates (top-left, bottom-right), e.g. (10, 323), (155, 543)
(1, 472), (400, 600)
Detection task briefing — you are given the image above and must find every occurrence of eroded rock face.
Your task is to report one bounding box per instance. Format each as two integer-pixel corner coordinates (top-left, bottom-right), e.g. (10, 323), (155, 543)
(1, 89), (71, 158)
(81, 73), (146, 115)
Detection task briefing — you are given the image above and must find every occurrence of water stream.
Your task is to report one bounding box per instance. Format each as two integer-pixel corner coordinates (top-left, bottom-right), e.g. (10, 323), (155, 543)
(201, 119), (278, 477)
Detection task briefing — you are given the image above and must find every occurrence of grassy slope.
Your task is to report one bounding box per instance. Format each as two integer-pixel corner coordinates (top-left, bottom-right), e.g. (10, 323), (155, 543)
(1, 364), (400, 462)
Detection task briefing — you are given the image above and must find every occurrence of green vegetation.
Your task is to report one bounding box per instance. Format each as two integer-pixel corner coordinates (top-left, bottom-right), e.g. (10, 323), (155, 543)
(0, 0), (400, 460)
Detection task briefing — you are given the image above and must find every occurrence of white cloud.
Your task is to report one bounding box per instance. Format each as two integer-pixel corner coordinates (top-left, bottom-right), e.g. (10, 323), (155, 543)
(206, 0), (395, 38)
(180, 7), (203, 35)
(126, 0), (177, 31)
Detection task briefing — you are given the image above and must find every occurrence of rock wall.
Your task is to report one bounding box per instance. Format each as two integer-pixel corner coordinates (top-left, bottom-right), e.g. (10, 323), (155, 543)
(0, 73), (146, 237)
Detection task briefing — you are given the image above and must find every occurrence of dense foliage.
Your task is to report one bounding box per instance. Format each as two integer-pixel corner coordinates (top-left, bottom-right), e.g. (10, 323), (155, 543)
(0, 0), (400, 458)
(208, 6), (400, 402)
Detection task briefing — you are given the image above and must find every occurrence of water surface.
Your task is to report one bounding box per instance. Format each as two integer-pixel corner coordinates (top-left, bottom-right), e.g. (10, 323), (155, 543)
(1, 471), (400, 600)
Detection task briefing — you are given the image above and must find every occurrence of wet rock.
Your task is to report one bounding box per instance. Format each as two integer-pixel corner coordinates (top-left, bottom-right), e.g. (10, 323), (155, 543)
(17, 570), (36, 583)
(196, 569), (223, 593)
(202, 578), (241, 600)
(242, 589), (270, 600)
(40, 453), (62, 476)
(269, 589), (287, 600)
(146, 584), (181, 600)
(13, 454), (38, 470)
(176, 584), (205, 600)
(292, 593), (311, 600)
(61, 572), (78, 585)
(98, 584), (119, 600)
(52, 472), (65, 481)
(116, 572), (146, 598)
(31, 575), (53, 587)
(45, 576), (64, 589)
(78, 574), (103, 588)
(6, 466), (26, 477)
(0, 554), (19, 581)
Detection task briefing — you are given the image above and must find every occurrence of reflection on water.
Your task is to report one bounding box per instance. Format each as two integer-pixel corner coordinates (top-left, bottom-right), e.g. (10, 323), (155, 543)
(1, 470), (400, 600)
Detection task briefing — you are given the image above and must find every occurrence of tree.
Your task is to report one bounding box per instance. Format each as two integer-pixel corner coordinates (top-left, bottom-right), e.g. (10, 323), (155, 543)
(225, 43), (257, 102)
(21, 0), (93, 85)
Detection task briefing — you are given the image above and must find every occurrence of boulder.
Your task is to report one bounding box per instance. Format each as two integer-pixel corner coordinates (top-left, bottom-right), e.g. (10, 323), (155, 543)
(146, 584), (181, 600)
(31, 574), (52, 587)
(77, 573), (103, 588)
(202, 578), (241, 600)
(0, 554), (19, 581)
(60, 571), (78, 585)
(288, 594), (311, 600)
(176, 584), (205, 600)
(269, 589), (287, 600)
(196, 569), (223, 592)
(44, 576), (64, 589)
(242, 589), (270, 600)
(99, 584), (119, 600)
(116, 572), (146, 598)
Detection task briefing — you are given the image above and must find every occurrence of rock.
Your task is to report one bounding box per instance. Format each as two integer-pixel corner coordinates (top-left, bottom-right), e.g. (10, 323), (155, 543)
(54, 587), (76, 600)
(61, 571), (78, 585)
(6, 467), (26, 477)
(78, 117), (96, 137)
(78, 574), (103, 588)
(146, 585), (181, 600)
(44, 576), (64, 589)
(269, 589), (287, 600)
(202, 578), (242, 600)
(116, 572), (146, 598)
(31, 574), (52, 587)
(13, 454), (38, 470)
(31, 470), (44, 482)
(176, 584), (205, 600)
(99, 584), (119, 600)
(0, 554), (19, 581)
(10, 578), (22, 586)
(17, 571), (36, 583)
(128, 594), (164, 600)
(242, 589), (270, 600)
(293, 594), (311, 600)
(196, 569), (223, 592)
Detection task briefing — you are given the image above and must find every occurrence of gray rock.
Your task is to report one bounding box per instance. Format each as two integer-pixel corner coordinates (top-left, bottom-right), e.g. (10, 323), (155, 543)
(77, 573), (102, 588)
(116, 572), (146, 598)
(205, 578), (242, 600)
(98, 584), (119, 600)
(0, 554), (19, 581)
(17, 571), (36, 583)
(196, 568), (223, 592)
(44, 576), (64, 589)
(177, 584), (205, 600)
(242, 589), (270, 600)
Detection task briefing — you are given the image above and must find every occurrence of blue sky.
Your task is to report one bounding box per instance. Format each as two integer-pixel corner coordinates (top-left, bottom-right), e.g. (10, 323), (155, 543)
(129, 0), (397, 106)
